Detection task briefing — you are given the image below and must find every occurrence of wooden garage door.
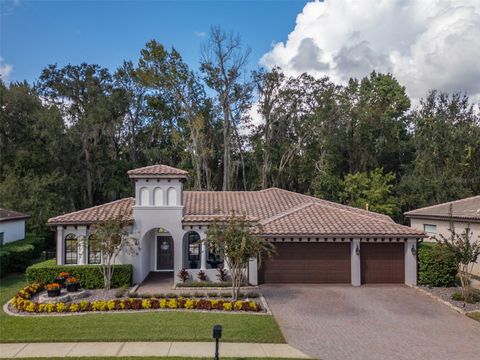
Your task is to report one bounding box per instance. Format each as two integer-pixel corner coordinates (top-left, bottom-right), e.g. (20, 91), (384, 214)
(259, 242), (351, 284)
(361, 243), (405, 284)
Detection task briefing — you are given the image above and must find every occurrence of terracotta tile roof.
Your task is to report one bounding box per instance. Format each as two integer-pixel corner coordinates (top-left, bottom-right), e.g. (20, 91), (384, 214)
(127, 164), (188, 178)
(47, 198), (134, 225)
(404, 195), (480, 221)
(251, 202), (424, 237)
(47, 188), (421, 237)
(0, 208), (30, 223)
(183, 188), (392, 224)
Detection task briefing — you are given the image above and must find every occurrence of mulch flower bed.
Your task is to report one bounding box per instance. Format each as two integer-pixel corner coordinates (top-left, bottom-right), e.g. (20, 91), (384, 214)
(420, 286), (480, 313)
(9, 283), (264, 315)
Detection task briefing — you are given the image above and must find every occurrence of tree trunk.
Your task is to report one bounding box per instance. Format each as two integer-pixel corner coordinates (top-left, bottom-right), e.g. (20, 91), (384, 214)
(83, 143), (93, 207)
(222, 106), (231, 191)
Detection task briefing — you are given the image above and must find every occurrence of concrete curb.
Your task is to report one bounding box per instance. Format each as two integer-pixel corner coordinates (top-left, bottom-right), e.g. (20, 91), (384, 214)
(0, 341), (310, 359)
(3, 298), (271, 317)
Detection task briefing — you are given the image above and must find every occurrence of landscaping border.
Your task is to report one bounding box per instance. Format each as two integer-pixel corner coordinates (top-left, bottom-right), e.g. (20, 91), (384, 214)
(4, 296), (272, 317)
(5, 283), (270, 317)
(407, 284), (478, 317)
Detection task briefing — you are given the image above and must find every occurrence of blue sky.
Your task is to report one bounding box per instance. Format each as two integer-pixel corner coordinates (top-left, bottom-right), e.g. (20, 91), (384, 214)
(1, 0), (308, 83)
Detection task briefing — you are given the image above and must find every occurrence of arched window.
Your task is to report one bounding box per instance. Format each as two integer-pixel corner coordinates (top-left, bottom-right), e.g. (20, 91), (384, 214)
(139, 187), (149, 206)
(187, 231), (200, 268)
(167, 187), (177, 206)
(64, 233), (78, 265)
(88, 234), (101, 264)
(153, 187), (163, 206)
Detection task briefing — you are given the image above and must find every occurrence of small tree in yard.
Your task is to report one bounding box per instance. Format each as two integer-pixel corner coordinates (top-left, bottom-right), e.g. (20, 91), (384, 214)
(436, 224), (480, 302)
(206, 214), (275, 300)
(90, 215), (139, 289)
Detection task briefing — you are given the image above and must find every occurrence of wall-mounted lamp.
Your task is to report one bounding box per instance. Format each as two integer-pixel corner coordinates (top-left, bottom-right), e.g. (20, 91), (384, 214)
(355, 245), (360, 256)
(411, 245), (417, 256)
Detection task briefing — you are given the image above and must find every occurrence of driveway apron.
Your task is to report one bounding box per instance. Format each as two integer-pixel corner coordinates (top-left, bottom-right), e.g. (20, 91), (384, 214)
(262, 284), (480, 360)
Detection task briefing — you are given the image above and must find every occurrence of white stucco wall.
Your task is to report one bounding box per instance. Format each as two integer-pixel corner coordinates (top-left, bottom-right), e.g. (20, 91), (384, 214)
(409, 218), (480, 276)
(0, 219), (26, 244)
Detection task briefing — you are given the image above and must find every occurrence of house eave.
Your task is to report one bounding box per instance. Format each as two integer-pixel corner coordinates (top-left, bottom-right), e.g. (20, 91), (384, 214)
(404, 214), (480, 223)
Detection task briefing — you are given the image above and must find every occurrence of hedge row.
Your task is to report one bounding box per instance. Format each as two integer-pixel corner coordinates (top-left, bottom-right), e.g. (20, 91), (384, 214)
(0, 235), (46, 277)
(418, 242), (458, 287)
(26, 260), (132, 289)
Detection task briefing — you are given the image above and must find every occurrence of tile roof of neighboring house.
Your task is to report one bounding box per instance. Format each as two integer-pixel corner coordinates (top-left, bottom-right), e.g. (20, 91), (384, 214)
(47, 198), (135, 225)
(250, 202), (424, 237)
(127, 165), (188, 178)
(47, 188), (421, 237)
(404, 195), (480, 222)
(0, 208), (30, 223)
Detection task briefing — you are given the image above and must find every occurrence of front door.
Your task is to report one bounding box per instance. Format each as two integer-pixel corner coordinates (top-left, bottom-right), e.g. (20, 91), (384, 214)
(156, 236), (174, 270)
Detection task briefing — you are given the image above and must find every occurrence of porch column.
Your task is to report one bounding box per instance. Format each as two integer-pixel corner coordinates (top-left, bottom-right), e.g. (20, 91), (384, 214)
(405, 238), (418, 285)
(56, 226), (63, 265)
(351, 238), (361, 286)
(78, 226), (88, 265)
(248, 258), (258, 285)
(200, 241), (207, 270)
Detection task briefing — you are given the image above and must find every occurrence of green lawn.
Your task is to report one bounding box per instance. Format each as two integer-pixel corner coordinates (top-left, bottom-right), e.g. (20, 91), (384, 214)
(467, 312), (480, 322)
(0, 274), (284, 343)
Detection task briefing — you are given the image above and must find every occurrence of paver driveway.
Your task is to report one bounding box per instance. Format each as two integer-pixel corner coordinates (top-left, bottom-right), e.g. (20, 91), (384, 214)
(262, 284), (480, 360)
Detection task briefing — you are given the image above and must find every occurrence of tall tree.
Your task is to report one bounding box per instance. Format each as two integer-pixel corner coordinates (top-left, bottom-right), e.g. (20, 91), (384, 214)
(37, 63), (129, 208)
(138, 41), (213, 190)
(340, 168), (399, 216)
(0, 80), (70, 234)
(114, 61), (148, 166)
(200, 26), (252, 190)
(399, 91), (480, 210)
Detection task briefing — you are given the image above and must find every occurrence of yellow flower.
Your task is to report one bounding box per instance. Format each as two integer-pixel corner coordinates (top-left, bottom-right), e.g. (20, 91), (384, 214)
(168, 299), (178, 309)
(249, 301), (257, 311)
(25, 301), (35, 312)
(185, 299), (195, 309)
(142, 299), (152, 309)
(223, 302), (232, 311)
(69, 303), (80, 312)
(80, 301), (89, 311)
(56, 303), (66, 313)
(159, 299), (167, 308)
(234, 301), (243, 311)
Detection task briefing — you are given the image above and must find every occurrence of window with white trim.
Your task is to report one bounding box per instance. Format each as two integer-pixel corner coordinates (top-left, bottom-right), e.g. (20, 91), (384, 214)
(64, 233), (78, 264)
(424, 224), (437, 234)
(88, 234), (101, 264)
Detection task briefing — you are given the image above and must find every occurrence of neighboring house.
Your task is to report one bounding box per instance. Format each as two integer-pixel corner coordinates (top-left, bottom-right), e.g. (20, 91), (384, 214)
(0, 208), (30, 245)
(48, 164), (425, 286)
(405, 195), (480, 276)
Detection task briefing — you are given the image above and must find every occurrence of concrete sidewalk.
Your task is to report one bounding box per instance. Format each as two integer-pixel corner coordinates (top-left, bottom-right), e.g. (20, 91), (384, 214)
(0, 341), (309, 358)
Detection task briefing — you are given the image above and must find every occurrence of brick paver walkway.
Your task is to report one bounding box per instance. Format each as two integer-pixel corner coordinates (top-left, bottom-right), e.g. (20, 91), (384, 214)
(262, 284), (480, 360)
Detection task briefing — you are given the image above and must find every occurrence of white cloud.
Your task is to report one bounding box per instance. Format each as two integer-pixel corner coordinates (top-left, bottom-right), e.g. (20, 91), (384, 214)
(261, 0), (480, 103)
(0, 57), (13, 82)
(194, 31), (206, 37)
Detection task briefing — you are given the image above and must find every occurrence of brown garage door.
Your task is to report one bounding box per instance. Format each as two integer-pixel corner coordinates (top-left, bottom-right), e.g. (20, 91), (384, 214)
(361, 243), (405, 284)
(259, 242), (351, 284)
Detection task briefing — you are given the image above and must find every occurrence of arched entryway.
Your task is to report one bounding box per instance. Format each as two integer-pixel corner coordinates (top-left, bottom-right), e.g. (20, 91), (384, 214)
(156, 235), (174, 270)
(142, 227), (175, 272)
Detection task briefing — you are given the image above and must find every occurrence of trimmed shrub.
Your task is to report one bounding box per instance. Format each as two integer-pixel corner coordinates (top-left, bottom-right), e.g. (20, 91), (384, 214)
(176, 281), (236, 288)
(418, 243), (458, 287)
(0, 234), (46, 276)
(26, 260), (132, 289)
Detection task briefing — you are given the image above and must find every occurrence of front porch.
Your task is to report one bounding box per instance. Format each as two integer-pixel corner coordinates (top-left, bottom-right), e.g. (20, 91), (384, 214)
(136, 226), (260, 286)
